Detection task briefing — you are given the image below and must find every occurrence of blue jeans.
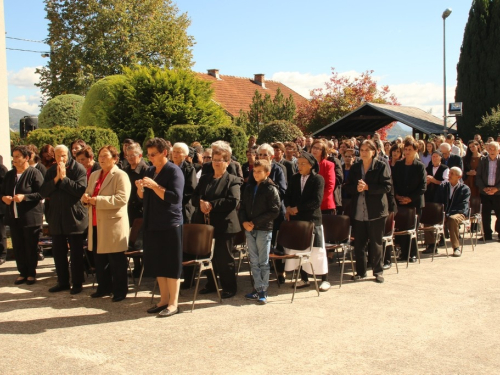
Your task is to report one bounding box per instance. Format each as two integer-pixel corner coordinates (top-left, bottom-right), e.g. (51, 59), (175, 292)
(245, 230), (272, 292)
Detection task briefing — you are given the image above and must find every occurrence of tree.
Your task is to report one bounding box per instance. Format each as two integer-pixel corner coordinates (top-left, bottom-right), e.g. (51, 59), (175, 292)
(36, 0), (195, 101)
(295, 68), (400, 139)
(257, 120), (303, 145)
(38, 94), (85, 129)
(84, 65), (231, 144)
(477, 105), (500, 136)
(234, 88), (296, 137)
(455, 0), (500, 140)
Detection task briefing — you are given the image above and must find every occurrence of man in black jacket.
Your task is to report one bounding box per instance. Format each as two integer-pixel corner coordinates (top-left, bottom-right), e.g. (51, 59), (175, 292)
(0, 159), (8, 265)
(440, 143), (463, 171)
(40, 145), (88, 295)
(423, 167), (470, 257)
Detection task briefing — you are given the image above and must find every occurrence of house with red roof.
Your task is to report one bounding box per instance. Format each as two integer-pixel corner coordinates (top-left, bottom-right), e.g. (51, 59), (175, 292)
(196, 69), (308, 118)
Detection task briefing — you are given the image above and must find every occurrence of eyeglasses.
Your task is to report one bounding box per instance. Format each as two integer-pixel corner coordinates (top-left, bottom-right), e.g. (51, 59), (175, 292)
(147, 152), (159, 158)
(258, 153), (269, 157)
(203, 156), (212, 160)
(311, 146), (323, 151)
(212, 159), (225, 163)
(125, 154), (138, 159)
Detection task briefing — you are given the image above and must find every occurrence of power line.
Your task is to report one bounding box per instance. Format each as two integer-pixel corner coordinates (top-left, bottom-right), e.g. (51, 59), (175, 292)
(6, 36), (47, 44)
(6, 47), (50, 54)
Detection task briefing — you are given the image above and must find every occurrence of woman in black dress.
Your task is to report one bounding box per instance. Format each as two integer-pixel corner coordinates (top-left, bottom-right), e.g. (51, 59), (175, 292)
(191, 146), (242, 298)
(136, 138), (184, 318)
(0, 145), (44, 285)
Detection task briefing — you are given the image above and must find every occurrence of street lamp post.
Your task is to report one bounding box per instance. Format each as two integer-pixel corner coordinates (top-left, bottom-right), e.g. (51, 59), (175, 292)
(442, 8), (452, 135)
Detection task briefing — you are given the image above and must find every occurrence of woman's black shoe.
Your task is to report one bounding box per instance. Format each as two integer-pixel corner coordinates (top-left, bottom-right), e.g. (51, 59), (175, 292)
(147, 304), (168, 314)
(14, 277), (27, 285)
(26, 278), (36, 285)
(112, 295), (126, 302)
(408, 256), (417, 263)
(90, 291), (111, 298)
(221, 291), (236, 299)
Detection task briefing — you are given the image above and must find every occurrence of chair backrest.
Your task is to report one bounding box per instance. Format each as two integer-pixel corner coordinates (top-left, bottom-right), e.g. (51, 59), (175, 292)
(420, 203), (444, 226)
(394, 206), (417, 231)
(129, 218), (143, 248)
(277, 220), (315, 251)
(233, 230), (246, 247)
(322, 214), (351, 243)
(384, 212), (395, 236)
(183, 224), (215, 257)
(470, 196), (481, 216)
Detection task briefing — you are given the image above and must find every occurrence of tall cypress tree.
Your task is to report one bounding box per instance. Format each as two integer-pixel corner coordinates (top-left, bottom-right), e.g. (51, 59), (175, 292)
(456, 0), (500, 140)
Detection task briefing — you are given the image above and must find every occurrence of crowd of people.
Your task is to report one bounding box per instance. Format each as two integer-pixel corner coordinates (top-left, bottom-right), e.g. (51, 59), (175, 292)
(0, 131), (499, 318)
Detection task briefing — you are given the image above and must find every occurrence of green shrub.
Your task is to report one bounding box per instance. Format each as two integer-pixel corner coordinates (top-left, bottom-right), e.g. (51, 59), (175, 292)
(477, 104), (500, 137)
(38, 94), (85, 128)
(79, 75), (127, 128)
(257, 120), (303, 145)
(26, 126), (120, 156)
(165, 125), (247, 162)
(10, 131), (23, 147)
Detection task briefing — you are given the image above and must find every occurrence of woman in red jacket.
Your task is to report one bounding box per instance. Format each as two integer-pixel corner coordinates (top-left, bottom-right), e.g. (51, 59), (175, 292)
(311, 139), (336, 214)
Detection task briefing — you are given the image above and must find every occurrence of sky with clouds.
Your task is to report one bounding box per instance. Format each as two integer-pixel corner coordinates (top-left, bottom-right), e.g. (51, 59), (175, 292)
(5, 0), (470, 121)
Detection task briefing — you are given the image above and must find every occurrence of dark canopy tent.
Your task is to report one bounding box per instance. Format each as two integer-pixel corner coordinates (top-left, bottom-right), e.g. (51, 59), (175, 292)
(312, 103), (456, 138)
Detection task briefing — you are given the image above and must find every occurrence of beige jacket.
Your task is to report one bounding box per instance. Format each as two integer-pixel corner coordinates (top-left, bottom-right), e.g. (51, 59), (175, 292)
(85, 165), (131, 253)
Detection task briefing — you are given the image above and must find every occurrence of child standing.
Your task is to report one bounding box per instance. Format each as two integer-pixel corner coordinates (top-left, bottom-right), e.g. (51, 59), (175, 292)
(239, 159), (280, 304)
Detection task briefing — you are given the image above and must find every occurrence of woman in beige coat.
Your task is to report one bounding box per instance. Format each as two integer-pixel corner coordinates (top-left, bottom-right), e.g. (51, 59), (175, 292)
(82, 145), (131, 302)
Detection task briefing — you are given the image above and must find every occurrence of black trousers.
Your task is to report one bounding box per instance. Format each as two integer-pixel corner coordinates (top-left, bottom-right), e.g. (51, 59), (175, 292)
(52, 233), (85, 287)
(0, 215), (6, 260)
(10, 221), (41, 278)
(353, 217), (386, 277)
(94, 251), (128, 298)
(204, 233), (237, 293)
(480, 194), (500, 238)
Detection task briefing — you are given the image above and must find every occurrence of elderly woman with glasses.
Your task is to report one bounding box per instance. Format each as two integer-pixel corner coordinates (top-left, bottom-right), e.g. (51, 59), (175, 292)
(191, 147), (242, 298)
(171, 142), (197, 224)
(135, 138), (185, 317)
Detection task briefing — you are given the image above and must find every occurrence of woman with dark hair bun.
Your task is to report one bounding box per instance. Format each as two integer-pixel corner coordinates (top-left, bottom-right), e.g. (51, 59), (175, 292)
(82, 145), (131, 302)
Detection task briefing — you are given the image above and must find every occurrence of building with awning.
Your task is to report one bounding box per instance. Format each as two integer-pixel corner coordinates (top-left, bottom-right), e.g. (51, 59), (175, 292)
(313, 103), (456, 139)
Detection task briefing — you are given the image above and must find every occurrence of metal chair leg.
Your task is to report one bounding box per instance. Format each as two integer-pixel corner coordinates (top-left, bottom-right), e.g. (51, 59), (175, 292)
(134, 265), (144, 298)
(272, 259), (281, 288)
(191, 264), (203, 312)
(210, 266), (222, 303)
(308, 261), (320, 297)
(150, 279), (158, 304)
(291, 257), (302, 303)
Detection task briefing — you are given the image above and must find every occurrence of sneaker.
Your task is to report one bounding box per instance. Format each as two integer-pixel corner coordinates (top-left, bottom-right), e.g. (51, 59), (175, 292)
(257, 291), (267, 305)
(245, 291), (259, 301)
(319, 281), (331, 292)
(453, 248), (462, 257)
(294, 280), (310, 289)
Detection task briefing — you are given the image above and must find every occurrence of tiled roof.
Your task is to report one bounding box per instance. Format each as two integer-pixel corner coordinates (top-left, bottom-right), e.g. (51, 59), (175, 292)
(196, 72), (308, 117)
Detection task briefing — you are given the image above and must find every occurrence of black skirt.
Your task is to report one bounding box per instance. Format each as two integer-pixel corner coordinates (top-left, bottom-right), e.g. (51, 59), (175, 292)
(143, 225), (183, 278)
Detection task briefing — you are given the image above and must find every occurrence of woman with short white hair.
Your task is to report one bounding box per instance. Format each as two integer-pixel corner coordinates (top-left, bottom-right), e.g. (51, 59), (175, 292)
(171, 142), (197, 223)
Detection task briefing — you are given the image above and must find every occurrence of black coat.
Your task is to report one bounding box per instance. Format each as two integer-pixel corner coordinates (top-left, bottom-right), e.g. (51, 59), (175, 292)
(284, 171), (324, 226)
(276, 158), (295, 184)
(344, 158), (392, 221)
(435, 181), (470, 216)
(392, 159), (427, 209)
(179, 161), (197, 224)
(239, 178), (280, 231)
(192, 172), (242, 235)
(0, 167), (44, 227)
(441, 154), (463, 171)
(40, 158), (88, 235)
(34, 163), (47, 178)
(124, 159), (148, 222)
(0, 164), (7, 216)
(425, 163), (448, 202)
(202, 160), (243, 179)
(327, 155), (344, 207)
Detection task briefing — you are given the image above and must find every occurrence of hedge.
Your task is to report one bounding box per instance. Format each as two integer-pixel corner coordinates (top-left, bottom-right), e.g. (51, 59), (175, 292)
(26, 126), (120, 157)
(38, 94), (85, 129)
(165, 125), (247, 163)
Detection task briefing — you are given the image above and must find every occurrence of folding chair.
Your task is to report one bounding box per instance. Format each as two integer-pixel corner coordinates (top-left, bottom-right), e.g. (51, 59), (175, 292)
(233, 230), (250, 274)
(322, 214), (355, 287)
(181, 224), (220, 312)
(125, 218), (144, 291)
(269, 220), (319, 302)
(418, 203), (449, 261)
(393, 206), (420, 268)
(382, 212), (398, 274)
(469, 196), (486, 246)
(458, 208), (474, 252)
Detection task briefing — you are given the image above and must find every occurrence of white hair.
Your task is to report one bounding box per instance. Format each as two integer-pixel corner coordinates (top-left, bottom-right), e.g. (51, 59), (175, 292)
(449, 166), (463, 177)
(211, 140), (232, 156)
(488, 141), (500, 151)
(126, 142), (143, 156)
(439, 143), (451, 152)
(257, 143), (274, 157)
(172, 142), (189, 156)
(54, 144), (69, 153)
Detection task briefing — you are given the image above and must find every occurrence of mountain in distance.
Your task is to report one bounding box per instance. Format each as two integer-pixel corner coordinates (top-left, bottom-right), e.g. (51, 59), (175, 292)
(386, 122), (411, 141)
(9, 107), (34, 132)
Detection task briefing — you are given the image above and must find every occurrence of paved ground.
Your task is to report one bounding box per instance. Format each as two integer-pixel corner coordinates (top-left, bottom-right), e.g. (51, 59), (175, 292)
(1, 234), (499, 374)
